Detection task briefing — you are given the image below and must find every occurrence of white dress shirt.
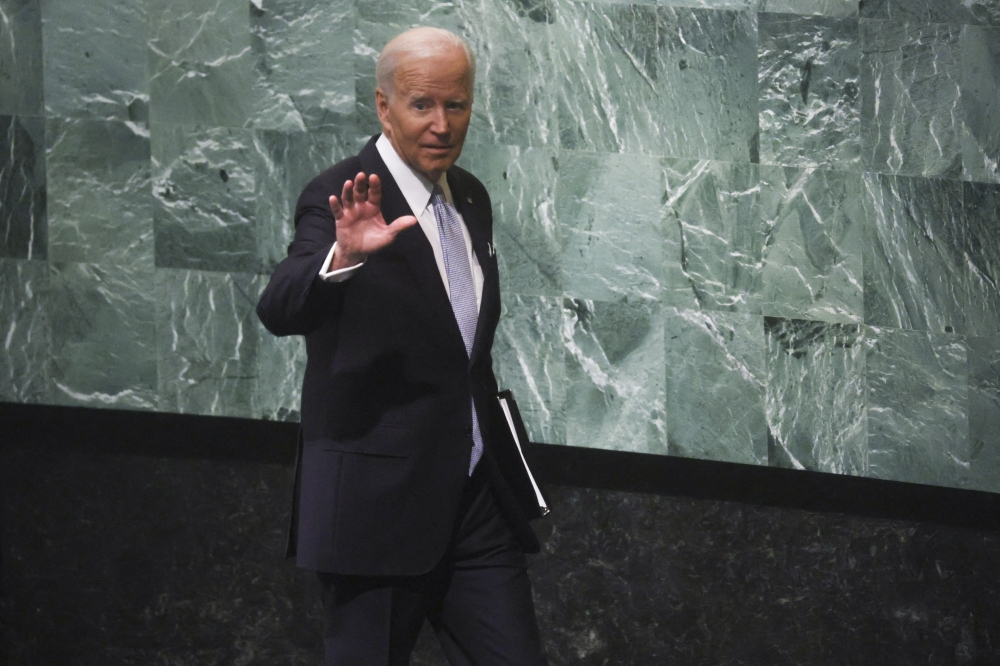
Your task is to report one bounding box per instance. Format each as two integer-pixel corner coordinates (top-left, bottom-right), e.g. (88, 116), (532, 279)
(318, 134), (484, 310)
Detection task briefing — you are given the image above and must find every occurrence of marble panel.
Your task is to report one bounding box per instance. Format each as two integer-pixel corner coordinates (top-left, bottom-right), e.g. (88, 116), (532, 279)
(860, 0), (1000, 26)
(256, 324), (305, 423)
(46, 118), (152, 268)
(552, 2), (758, 162)
(156, 269), (260, 418)
(564, 298), (666, 454)
(862, 173), (967, 335)
(458, 0), (558, 148)
(249, 0), (355, 132)
(964, 182), (1000, 339)
(661, 159), (767, 313)
(0, 114), (45, 259)
(148, 53), (255, 128)
(147, 0), (254, 127)
(40, 0), (148, 121)
(456, 143), (561, 297)
(758, 166), (864, 324)
(765, 317), (867, 473)
(659, 0), (754, 9)
(152, 125), (259, 273)
(48, 262), (157, 410)
(866, 327), (968, 488)
(255, 128), (362, 274)
(658, 7), (757, 162)
(860, 20), (963, 178)
(557, 150), (663, 302)
(493, 294), (566, 444)
(758, 13), (860, 168)
(967, 335), (1000, 494)
(0, 0), (43, 116)
(960, 25), (1000, 183)
(757, 0), (859, 15)
(665, 307), (767, 464)
(147, 0), (249, 63)
(0, 259), (50, 403)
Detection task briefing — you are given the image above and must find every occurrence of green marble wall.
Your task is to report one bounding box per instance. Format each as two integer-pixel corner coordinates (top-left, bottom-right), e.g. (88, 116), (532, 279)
(2, 0), (998, 493)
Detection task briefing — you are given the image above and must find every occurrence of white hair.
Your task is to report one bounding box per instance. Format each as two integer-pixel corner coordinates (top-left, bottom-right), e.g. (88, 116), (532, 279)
(375, 27), (476, 96)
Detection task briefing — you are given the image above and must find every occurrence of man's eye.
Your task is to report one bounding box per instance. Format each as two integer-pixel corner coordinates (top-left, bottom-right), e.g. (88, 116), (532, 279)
(413, 102), (428, 111)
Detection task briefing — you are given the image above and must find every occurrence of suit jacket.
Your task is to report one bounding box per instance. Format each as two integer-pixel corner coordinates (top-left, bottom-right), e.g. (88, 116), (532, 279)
(257, 135), (539, 576)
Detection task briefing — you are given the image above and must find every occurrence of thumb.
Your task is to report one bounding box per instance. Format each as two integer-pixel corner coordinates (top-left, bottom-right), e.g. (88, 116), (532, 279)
(386, 215), (419, 236)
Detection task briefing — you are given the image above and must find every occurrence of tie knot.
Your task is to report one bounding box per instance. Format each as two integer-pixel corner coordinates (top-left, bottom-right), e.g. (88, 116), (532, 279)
(431, 184), (446, 204)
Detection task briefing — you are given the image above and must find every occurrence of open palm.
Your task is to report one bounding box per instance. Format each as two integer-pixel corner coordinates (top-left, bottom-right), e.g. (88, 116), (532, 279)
(328, 172), (417, 270)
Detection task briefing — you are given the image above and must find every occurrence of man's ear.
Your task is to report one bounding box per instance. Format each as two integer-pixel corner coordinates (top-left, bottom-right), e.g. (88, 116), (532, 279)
(375, 88), (389, 122)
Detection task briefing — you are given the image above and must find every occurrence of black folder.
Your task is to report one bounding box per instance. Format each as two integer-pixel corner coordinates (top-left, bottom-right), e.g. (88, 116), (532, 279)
(492, 390), (550, 520)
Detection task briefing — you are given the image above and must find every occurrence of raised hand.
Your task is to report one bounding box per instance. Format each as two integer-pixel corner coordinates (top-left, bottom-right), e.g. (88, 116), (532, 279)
(328, 172), (418, 270)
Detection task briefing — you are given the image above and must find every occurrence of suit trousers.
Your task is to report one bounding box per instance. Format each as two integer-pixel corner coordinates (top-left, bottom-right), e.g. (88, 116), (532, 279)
(317, 465), (548, 665)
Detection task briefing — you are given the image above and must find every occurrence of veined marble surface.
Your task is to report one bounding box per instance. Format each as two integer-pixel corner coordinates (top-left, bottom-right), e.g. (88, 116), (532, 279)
(0, 0), (43, 116)
(861, 20), (963, 178)
(0, 258), (50, 403)
(250, 0), (356, 132)
(961, 25), (1000, 184)
(964, 182), (1000, 339)
(41, 0), (148, 121)
(493, 294), (566, 444)
(862, 173), (967, 335)
(666, 307), (767, 464)
(152, 125), (259, 273)
(457, 143), (561, 297)
(156, 269), (260, 418)
(46, 118), (152, 268)
(758, 0), (859, 15)
(662, 159), (768, 312)
(557, 150), (664, 302)
(48, 262), (157, 410)
(866, 327), (968, 488)
(758, 166), (863, 324)
(256, 303), (306, 422)
(860, 0), (1000, 26)
(758, 13), (860, 168)
(147, 0), (253, 127)
(0, 114), (46, 259)
(765, 317), (867, 473)
(564, 298), (667, 454)
(553, 2), (758, 161)
(967, 335), (1000, 493)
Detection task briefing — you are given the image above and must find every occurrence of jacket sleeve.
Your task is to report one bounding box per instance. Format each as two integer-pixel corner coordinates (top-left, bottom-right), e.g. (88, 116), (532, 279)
(257, 176), (347, 337)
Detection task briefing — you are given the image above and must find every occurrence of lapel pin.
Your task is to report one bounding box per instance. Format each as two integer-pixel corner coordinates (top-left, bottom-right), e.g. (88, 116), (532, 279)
(487, 242), (495, 257)
(466, 196), (473, 204)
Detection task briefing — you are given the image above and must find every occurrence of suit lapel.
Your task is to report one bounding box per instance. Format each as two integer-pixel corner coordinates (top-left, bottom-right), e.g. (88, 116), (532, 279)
(357, 139), (467, 359)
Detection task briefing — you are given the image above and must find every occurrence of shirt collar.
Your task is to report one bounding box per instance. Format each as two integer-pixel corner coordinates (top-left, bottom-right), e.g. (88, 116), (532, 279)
(375, 133), (453, 216)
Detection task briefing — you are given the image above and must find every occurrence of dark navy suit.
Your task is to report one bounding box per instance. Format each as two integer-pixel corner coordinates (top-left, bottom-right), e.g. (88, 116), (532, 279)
(257, 135), (546, 664)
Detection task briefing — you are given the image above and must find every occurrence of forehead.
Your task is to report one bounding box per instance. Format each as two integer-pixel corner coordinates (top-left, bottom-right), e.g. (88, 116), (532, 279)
(392, 48), (472, 95)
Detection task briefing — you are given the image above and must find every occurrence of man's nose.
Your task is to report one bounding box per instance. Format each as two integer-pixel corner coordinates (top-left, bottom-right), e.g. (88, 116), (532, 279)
(429, 106), (450, 134)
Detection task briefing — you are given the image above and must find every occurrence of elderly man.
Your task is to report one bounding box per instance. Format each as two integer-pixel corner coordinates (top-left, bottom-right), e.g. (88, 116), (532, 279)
(257, 27), (548, 665)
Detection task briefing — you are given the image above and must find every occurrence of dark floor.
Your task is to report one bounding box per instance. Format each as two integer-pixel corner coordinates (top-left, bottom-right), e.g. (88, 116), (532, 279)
(2, 406), (999, 665)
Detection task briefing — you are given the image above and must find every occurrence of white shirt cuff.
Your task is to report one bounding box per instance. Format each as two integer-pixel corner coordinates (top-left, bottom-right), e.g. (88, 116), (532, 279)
(318, 242), (364, 282)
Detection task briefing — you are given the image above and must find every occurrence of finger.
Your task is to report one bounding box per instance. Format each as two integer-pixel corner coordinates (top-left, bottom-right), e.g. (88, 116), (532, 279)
(354, 172), (368, 203)
(386, 215), (419, 237)
(368, 174), (382, 208)
(341, 179), (355, 207)
(328, 195), (344, 220)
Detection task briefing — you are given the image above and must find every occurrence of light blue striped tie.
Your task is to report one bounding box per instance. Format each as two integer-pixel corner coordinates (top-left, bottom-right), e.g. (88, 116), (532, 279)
(431, 184), (483, 475)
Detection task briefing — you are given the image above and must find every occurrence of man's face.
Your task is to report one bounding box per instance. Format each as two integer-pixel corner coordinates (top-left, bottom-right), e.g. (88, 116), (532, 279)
(376, 46), (473, 183)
